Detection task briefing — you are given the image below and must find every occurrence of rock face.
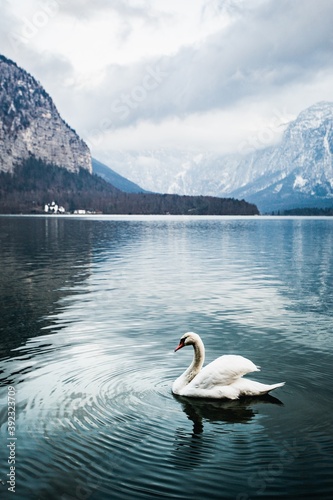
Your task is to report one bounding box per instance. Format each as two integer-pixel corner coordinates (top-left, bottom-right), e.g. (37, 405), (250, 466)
(104, 102), (333, 212)
(0, 55), (92, 174)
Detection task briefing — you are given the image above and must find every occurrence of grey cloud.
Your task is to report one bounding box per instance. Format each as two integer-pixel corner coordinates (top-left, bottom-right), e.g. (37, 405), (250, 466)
(178, 0), (332, 105)
(60, 0), (159, 23)
(201, 0), (245, 20)
(77, 0), (333, 133)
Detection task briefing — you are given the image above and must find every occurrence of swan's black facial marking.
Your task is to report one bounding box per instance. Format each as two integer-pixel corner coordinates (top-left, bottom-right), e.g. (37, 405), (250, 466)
(175, 337), (186, 352)
(181, 334), (190, 342)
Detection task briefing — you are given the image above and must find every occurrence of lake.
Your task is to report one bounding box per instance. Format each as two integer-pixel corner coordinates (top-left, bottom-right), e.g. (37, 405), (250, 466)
(0, 215), (332, 500)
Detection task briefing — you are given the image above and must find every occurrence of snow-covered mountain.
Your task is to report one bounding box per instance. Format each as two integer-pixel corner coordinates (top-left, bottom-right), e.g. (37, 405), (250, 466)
(231, 101), (333, 211)
(104, 102), (333, 212)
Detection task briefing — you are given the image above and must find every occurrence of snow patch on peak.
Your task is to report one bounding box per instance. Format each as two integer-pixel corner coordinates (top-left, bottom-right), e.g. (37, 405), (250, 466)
(293, 175), (307, 190)
(273, 184), (283, 193)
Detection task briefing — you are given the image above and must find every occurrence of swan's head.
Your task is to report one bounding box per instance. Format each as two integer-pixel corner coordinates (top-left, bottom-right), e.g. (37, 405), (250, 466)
(174, 332), (201, 352)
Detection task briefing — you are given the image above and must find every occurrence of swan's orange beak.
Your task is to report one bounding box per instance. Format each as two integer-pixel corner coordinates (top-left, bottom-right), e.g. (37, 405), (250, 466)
(174, 340), (185, 352)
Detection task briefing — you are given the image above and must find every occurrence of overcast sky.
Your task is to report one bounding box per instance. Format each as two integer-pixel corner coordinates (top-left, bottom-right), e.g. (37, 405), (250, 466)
(1, 0), (333, 162)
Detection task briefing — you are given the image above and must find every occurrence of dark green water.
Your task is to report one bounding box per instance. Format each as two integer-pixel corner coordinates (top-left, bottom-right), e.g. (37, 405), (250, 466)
(0, 215), (332, 499)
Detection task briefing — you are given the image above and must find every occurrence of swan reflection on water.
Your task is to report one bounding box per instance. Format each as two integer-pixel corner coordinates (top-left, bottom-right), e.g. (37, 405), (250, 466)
(170, 394), (284, 470)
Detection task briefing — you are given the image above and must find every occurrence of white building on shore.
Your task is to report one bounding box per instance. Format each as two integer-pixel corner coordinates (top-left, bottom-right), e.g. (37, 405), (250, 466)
(44, 201), (65, 214)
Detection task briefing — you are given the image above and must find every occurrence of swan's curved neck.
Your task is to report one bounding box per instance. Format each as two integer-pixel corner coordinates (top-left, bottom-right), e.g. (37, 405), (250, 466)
(172, 335), (206, 394)
(187, 338), (205, 380)
(193, 339), (205, 370)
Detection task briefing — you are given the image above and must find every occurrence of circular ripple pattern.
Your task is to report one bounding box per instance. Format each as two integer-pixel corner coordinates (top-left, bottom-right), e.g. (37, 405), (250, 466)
(1, 328), (186, 498)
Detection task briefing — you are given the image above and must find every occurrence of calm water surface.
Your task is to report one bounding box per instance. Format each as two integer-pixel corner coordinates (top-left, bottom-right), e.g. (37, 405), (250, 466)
(0, 215), (332, 499)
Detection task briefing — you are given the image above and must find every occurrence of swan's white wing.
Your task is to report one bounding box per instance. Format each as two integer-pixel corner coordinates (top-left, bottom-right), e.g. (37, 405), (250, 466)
(187, 354), (260, 390)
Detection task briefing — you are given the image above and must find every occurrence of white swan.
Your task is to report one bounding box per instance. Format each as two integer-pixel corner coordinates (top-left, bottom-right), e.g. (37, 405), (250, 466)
(172, 332), (285, 400)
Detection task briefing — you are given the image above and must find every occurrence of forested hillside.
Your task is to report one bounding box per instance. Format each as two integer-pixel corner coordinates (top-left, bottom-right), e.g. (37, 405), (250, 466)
(0, 157), (259, 215)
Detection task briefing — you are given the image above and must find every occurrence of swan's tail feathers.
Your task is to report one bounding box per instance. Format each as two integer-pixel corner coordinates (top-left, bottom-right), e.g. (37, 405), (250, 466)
(255, 381), (285, 395)
(268, 382), (285, 391)
(233, 379), (285, 397)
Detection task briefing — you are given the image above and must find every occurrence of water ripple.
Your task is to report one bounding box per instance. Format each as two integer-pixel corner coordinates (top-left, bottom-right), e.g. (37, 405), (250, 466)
(1, 216), (333, 499)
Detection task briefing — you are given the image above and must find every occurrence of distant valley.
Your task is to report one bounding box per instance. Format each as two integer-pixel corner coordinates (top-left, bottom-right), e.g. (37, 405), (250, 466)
(100, 101), (333, 213)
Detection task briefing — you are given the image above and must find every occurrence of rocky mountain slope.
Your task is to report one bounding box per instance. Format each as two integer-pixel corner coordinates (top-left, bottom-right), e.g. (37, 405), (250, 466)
(0, 55), (92, 174)
(105, 102), (333, 212)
